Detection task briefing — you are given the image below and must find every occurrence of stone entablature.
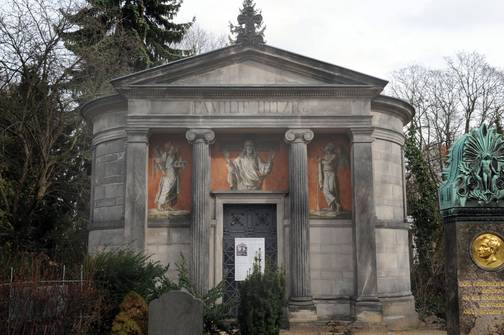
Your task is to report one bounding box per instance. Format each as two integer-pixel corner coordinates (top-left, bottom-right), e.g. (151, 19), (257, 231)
(81, 43), (416, 327)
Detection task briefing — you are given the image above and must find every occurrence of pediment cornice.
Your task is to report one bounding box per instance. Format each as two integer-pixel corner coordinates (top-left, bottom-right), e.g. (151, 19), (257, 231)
(111, 44), (388, 89)
(116, 85), (382, 99)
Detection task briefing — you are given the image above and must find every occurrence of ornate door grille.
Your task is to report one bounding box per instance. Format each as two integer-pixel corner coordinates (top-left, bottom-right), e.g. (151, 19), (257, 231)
(223, 204), (277, 315)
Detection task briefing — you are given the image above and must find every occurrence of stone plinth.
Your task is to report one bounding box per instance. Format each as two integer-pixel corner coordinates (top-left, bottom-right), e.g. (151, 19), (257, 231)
(443, 208), (504, 335)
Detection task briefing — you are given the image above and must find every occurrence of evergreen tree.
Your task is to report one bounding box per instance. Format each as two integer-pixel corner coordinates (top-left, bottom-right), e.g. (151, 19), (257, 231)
(0, 0), (90, 262)
(229, 0), (265, 45)
(61, 0), (192, 100)
(495, 114), (504, 135)
(238, 259), (285, 335)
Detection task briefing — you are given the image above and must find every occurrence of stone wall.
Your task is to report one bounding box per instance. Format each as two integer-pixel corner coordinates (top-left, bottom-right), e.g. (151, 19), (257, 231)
(145, 227), (191, 280)
(310, 221), (354, 317)
(372, 139), (404, 223)
(91, 138), (126, 230)
(88, 228), (124, 253)
(375, 228), (411, 296)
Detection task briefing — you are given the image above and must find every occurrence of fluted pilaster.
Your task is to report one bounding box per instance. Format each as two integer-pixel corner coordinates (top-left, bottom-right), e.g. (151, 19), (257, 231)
(186, 129), (215, 294)
(285, 129), (314, 308)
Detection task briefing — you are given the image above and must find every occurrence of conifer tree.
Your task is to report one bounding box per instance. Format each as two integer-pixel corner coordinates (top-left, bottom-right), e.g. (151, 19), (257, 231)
(61, 0), (192, 99)
(229, 0), (265, 45)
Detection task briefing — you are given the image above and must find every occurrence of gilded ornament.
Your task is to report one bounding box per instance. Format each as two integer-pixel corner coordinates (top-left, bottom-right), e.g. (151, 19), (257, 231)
(470, 232), (504, 271)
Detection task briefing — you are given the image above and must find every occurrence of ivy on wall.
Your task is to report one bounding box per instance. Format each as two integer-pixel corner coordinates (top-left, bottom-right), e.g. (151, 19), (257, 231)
(404, 125), (445, 316)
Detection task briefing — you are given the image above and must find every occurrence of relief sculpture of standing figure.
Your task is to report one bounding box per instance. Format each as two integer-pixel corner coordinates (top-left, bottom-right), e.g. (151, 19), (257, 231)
(154, 142), (186, 211)
(224, 140), (275, 190)
(318, 143), (341, 214)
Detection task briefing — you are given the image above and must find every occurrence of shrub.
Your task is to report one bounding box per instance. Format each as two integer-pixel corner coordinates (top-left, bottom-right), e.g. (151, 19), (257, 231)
(86, 249), (175, 333)
(111, 291), (148, 335)
(238, 259), (285, 335)
(174, 255), (236, 334)
(86, 250), (234, 334)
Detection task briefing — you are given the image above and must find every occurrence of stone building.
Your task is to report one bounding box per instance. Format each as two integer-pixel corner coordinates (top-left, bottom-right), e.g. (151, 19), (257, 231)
(81, 15), (417, 328)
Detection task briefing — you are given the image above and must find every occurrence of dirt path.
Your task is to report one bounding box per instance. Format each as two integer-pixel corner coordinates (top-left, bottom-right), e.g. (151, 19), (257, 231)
(280, 329), (446, 335)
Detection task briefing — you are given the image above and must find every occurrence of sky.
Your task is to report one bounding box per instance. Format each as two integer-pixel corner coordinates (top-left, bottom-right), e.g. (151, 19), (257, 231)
(175, 0), (504, 80)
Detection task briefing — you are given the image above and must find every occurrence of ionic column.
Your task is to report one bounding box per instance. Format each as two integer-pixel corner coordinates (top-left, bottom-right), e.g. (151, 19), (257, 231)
(124, 128), (149, 251)
(351, 128), (382, 322)
(186, 128), (215, 294)
(285, 129), (315, 310)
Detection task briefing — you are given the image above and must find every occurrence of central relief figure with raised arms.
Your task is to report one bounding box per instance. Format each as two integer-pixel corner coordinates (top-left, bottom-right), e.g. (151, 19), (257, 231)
(224, 140), (275, 190)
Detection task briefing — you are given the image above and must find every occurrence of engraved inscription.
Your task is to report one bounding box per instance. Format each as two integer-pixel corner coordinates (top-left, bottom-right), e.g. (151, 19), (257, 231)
(191, 100), (306, 115)
(459, 280), (504, 315)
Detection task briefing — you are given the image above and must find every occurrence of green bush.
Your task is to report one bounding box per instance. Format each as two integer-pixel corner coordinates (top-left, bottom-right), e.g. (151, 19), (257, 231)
(111, 291), (148, 335)
(85, 249), (175, 333)
(174, 255), (235, 334)
(238, 260), (285, 335)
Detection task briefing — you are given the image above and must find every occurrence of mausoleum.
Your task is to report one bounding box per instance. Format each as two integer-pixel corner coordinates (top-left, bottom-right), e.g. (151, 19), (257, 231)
(81, 9), (417, 327)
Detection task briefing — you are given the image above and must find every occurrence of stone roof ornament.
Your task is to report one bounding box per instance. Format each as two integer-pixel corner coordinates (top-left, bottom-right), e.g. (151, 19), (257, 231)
(229, 0), (265, 46)
(439, 124), (504, 209)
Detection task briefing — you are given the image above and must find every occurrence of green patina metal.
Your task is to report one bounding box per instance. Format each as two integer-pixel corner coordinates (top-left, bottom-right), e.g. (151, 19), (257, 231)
(439, 124), (504, 210)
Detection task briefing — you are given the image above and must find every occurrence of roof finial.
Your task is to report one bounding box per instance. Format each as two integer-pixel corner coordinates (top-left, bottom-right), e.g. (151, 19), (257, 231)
(229, 0), (265, 46)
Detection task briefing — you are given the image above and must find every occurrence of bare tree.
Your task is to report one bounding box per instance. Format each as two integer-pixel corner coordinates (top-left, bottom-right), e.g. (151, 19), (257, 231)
(389, 52), (504, 181)
(446, 52), (504, 134)
(177, 23), (228, 56)
(389, 65), (433, 148)
(0, 0), (88, 253)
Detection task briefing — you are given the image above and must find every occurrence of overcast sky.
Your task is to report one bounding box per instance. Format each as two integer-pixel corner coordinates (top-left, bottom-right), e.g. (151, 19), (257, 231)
(175, 0), (504, 80)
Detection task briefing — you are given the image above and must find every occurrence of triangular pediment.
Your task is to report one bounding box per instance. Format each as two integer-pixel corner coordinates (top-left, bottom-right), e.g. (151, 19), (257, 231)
(168, 60), (326, 85)
(111, 44), (388, 89)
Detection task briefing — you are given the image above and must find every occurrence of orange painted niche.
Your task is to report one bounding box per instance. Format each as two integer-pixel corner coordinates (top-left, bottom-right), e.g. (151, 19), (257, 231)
(308, 135), (352, 218)
(148, 134), (192, 220)
(211, 135), (288, 191)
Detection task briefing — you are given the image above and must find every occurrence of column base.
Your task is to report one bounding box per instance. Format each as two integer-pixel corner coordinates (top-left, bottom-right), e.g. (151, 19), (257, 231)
(352, 296), (383, 324)
(288, 296), (317, 322)
(381, 294), (419, 330)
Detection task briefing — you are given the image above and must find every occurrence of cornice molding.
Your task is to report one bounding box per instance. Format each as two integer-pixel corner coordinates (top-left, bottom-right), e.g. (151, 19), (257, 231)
(117, 85), (382, 99)
(373, 127), (405, 146)
(92, 127), (127, 146)
(124, 114), (373, 129)
(126, 128), (150, 144)
(350, 127), (375, 143)
(80, 94), (127, 123)
(111, 45), (388, 88)
(371, 95), (415, 126)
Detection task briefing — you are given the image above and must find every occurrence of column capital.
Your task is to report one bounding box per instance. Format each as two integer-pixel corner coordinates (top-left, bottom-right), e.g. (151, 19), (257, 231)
(350, 127), (374, 143)
(186, 128), (215, 144)
(126, 128), (149, 144)
(284, 129), (314, 144)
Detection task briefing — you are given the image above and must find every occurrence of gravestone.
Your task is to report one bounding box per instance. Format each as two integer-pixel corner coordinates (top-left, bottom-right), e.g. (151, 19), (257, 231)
(148, 290), (203, 335)
(440, 124), (504, 335)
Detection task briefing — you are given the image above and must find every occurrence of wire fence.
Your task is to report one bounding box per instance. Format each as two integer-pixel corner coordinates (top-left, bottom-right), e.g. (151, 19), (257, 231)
(0, 264), (103, 335)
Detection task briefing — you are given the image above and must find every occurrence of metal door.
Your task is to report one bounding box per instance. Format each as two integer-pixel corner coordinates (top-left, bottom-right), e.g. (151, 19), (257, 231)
(222, 204), (277, 313)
